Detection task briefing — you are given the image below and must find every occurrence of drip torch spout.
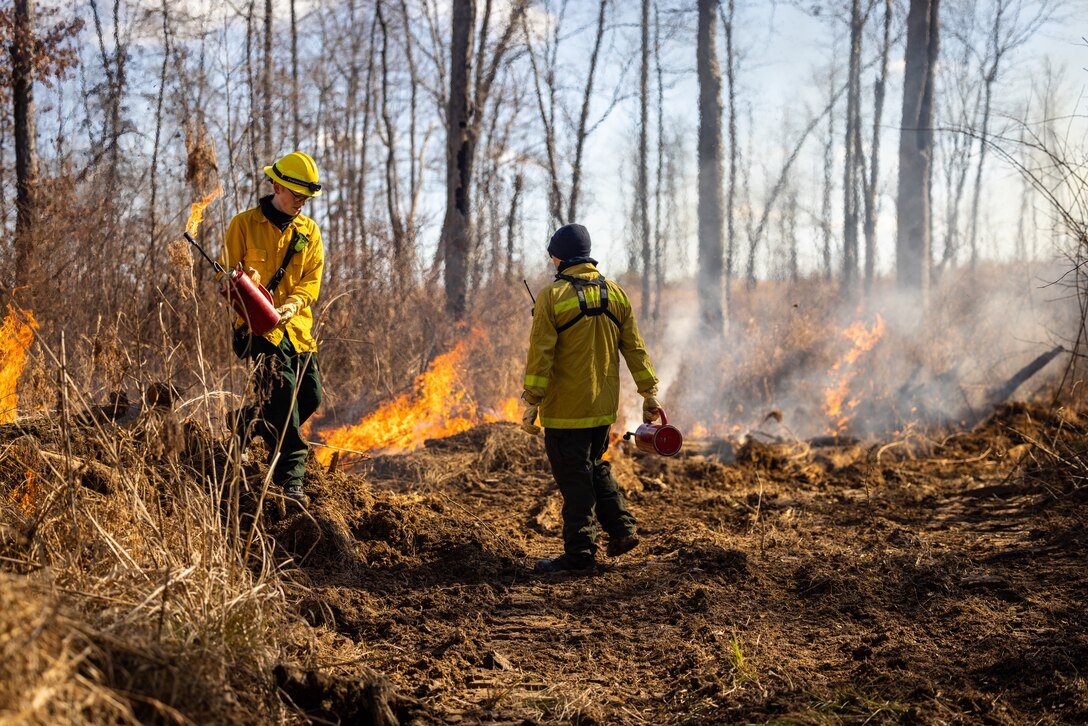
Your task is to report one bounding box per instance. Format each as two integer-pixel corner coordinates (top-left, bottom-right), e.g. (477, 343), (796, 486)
(183, 231), (225, 275)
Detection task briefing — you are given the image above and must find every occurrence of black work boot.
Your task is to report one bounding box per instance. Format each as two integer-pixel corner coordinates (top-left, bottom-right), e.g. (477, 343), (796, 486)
(606, 533), (640, 558)
(283, 484), (309, 506)
(534, 553), (596, 574)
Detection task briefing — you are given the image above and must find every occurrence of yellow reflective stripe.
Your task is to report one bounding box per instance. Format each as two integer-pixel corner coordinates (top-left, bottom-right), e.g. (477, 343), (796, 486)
(524, 374), (549, 388)
(610, 287), (630, 307)
(554, 297), (582, 314)
(632, 366), (656, 382)
(540, 413), (618, 429)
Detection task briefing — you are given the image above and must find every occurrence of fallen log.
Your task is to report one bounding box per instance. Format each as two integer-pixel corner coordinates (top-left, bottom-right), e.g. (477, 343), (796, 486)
(984, 345), (1065, 408)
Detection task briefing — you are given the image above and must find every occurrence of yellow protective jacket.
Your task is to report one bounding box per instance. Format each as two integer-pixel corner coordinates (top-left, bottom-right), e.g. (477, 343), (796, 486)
(220, 206), (324, 352)
(523, 262), (658, 428)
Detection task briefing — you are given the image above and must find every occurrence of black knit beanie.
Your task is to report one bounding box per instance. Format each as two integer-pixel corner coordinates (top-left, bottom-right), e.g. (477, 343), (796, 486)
(547, 223), (592, 261)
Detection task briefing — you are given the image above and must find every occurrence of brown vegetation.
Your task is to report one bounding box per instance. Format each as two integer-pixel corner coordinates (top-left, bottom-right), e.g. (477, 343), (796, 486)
(0, 262), (1084, 723)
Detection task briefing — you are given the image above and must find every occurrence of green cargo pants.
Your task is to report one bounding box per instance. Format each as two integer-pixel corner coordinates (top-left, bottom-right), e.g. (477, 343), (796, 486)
(237, 332), (322, 491)
(543, 425), (637, 558)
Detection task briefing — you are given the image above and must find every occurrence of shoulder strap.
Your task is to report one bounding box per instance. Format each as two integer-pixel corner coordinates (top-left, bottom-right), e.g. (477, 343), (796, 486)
(266, 229), (307, 293)
(554, 273), (621, 333)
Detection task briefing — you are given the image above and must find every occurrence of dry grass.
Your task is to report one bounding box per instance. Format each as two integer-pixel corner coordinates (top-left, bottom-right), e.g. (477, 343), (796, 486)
(0, 297), (535, 722)
(0, 329), (302, 724)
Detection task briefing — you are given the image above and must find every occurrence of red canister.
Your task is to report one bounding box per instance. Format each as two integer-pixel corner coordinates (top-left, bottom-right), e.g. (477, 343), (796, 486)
(221, 269), (280, 336)
(625, 407), (683, 457)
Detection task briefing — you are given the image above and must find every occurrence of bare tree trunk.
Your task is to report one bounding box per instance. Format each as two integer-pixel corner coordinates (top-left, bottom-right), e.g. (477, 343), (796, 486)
(723, 0), (737, 316)
(1015, 119), (1030, 261)
(696, 0), (724, 336)
(896, 0), (940, 295)
(568, 0), (609, 224)
(821, 65), (836, 281)
(246, 0), (260, 194)
(967, 31), (1000, 269)
(862, 0), (891, 295)
(12, 0), (38, 293)
(637, 0), (651, 309)
(962, 0), (1054, 270)
(522, 13), (563, 226)
(441, 0), (477, 318)
(359, 12), (379, 267)
(842, 0), (863, 294)
(400, 0), (424, 238)
(745, 109), (829, 286)
(936, 34), (979, 277)
(441, 0), (527, 318)
(262, 0), (273, 162)
(148, 0), (170, 260)
(652, 0), (665, 324)
(377, 0), (407, 276)
(290, 0), (299, 148)
(506, 172), (523, 280)
(89, 0), (126, 214)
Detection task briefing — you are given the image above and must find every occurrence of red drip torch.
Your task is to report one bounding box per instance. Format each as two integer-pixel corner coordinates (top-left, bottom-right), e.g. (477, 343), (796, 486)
(624, 407), (684, 457)
(183, 231), (280, 336)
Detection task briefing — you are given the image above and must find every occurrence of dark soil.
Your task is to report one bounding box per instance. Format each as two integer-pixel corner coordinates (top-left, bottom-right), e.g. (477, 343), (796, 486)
(273, 403), (1088, 724)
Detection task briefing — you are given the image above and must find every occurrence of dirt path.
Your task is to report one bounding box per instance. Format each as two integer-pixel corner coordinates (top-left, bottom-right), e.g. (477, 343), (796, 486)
(279, 404), (1087, 724)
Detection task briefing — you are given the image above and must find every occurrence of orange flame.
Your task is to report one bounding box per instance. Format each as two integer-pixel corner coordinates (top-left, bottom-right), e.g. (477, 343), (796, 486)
(11, 469), (38, 516)
(823, 315), (885, 433)
(0, 304), (39, 424)
(318, 335), (519, 462)
(185, 185), (223, 237)
(498, 396), (521, 421)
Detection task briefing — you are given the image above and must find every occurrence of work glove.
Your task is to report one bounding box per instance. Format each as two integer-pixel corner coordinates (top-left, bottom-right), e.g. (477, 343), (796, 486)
(642, 391), (662, 423)
(276, 296), (303, 325)
(246, 267), (261, 286)
(521, 403), (541, 436)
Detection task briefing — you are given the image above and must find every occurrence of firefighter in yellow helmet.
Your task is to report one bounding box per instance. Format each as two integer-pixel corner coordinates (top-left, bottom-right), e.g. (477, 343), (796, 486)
(522, 223), (662, 573)
(220, 151), (325, 504)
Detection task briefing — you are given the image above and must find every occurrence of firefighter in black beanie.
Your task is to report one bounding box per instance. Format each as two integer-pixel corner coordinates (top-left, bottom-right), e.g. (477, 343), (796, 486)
(521, 223), (663, 573)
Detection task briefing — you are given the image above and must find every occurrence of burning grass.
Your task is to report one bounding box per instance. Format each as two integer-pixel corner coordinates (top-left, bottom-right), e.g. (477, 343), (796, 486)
(662, 263), (1076, 443)
(0, 304), (38, 424)
(317, 328), (520, 464)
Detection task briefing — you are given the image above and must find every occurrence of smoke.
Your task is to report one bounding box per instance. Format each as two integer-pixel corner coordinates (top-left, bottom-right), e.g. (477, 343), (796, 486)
(650, 261), (1076, 442)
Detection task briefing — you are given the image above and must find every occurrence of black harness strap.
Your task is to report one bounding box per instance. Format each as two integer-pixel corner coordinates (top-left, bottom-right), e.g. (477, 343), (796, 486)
(554, 273), (622, 333)
(267, 230), (304, 293)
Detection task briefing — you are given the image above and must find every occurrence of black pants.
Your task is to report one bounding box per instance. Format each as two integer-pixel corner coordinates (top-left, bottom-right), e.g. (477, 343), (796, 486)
(543, 425), (637, 558)
(237, 333), (322, 490)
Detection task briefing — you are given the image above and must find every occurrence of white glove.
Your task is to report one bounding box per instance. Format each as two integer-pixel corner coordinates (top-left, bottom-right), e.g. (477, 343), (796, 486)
(276, 296), (303, 324)
(642, 393), (662, 423)
(521, 403), (541, 435)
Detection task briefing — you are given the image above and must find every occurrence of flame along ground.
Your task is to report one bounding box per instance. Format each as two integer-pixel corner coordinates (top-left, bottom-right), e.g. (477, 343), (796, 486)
(0, 303), (39, 425)
(10, 469), (38, 516)
(317, 332), (520, 463)
(823, 315), (886, 433)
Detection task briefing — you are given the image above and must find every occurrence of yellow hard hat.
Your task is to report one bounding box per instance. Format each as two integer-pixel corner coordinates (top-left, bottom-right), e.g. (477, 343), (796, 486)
(264, 151), (322, 197)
